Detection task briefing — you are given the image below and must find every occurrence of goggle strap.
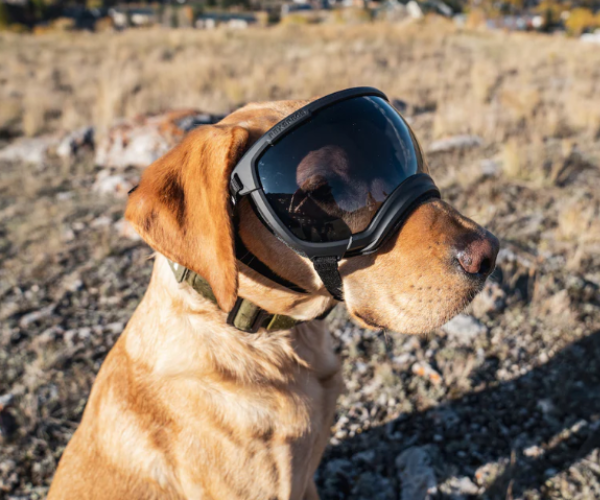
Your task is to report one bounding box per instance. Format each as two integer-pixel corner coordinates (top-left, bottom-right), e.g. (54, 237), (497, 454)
(311, 256), (344, 302)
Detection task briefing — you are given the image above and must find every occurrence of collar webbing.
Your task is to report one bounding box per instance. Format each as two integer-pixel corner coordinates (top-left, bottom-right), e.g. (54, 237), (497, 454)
(167, 259), (302, 334)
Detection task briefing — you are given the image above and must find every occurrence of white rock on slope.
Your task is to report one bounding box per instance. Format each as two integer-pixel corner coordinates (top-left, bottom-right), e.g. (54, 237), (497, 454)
(396, 446), (438, 500)
(0, 136), (58, 165)
(442, 313), (487, 345)
(427, 135), (483, 154)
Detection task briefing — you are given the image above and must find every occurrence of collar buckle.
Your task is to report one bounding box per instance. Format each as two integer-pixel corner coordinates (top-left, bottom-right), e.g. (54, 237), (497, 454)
(226, 297), (269, 334)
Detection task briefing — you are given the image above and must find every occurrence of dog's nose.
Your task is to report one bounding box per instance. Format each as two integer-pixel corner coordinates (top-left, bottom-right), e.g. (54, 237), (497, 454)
(455, 233), (499, 278)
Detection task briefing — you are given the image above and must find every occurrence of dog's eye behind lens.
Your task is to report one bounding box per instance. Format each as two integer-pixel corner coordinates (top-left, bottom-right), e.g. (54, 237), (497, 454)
(258, 95), (421, 243)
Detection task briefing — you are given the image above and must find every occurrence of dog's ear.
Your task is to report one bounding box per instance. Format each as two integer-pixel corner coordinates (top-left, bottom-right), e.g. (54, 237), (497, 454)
(125, 124), (249, 312)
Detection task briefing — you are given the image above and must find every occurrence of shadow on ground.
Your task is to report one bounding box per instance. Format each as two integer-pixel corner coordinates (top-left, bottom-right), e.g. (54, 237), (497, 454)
(318, 330), (600, 499)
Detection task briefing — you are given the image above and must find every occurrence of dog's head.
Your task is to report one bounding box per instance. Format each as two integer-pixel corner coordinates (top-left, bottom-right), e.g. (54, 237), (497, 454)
(126, 100), (498, 334)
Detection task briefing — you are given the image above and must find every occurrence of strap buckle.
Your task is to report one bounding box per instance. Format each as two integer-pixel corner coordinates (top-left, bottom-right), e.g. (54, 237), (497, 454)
(226, 297), (269, 334)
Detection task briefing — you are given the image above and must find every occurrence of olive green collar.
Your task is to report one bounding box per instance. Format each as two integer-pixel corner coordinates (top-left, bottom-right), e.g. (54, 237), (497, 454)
(167, 259), (302, 333)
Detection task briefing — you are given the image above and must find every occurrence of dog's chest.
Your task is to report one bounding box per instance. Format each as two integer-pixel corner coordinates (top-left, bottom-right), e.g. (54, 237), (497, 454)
(166, 369), (340, 499)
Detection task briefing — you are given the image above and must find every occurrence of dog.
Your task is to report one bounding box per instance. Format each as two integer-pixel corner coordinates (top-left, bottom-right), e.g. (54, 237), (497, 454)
(47, 98), (499, 500)
(292, 144), (389, 234)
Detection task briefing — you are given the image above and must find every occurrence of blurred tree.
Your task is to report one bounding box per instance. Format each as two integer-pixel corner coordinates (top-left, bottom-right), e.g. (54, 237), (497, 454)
(203, 0), (250, 9)
(573, 0), (599, 9)
(191, 2), (203, 20)
(466, 7), (487, 26)
(504, 0), (524, 13)
(86, 0), (103, 9)
(161, 4), (173, 27)
(177, 5), (193, 26)
(565, 7), (598, 33)
(0, 2), (11, 28)
(220, 0), (250, 9)
(30, 0), (46, 21)
(469, 0), (500, 18)
(536, 0), (564, 28)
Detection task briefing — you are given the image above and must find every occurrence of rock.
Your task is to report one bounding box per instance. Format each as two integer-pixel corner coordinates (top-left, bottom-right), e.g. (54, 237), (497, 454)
(353, 450), (376, 465)
(0, 459), (16, 474)
(471, 282), (506, 317)
(540, 290), (573, 319)
(0, 394), (14, 410)
(355, 361), (369, 374)
(61, 273), (83, 293)
(92, 170), (136, 197)
(0, 459), (18, 490)
(0, 136), (58, 165)
(105, 322), (125, 335)
(406, 0), (423, 19)
(474, 461), (507, 487)
(90, 216), (112, 228)
(62, 227), (75, 242)
(428, 406), (460, 428)
(480, 159), (500, 177)
(56, 126), (94, 159)
(94, 123), (169, 169)
(117, 130), (169, 168)
(175, 112), (227, 132)
(442, 314), (487, 345)
(56, 191), (74, 201)
(0, 407), (18, 441)
(439, 476), (479, 498)
(427, 135), (483, 154)
(411, 362), (443, 385)
(56, 139), (73, 160)
(375, 1), (410, 23)
(18, 305), (56, 328)
(396, 446), (438, 500)
(352, 472), (395, 500)
(524, 445), (544, 458)
(325, 458), (354, 477)
(537, 398), (556, 415)
(393, 353), (415, 367)
(430, 0), (452, 17)
(581, 32), (600, 44)
(94, 110), (224, 169)
(496, 246), (535, 268)
(322, 459), (355, 496)
(392, 99), (409, 114)
(114, 218), (141, 241)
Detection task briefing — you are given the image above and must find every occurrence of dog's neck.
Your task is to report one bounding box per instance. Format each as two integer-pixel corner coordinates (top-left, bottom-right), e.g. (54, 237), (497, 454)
(123, 254), (339, 385)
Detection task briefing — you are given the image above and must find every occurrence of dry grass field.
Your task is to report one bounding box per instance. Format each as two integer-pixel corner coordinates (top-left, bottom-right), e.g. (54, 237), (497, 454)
(1, 20), (600, 500)
(1, 20), (600, 143)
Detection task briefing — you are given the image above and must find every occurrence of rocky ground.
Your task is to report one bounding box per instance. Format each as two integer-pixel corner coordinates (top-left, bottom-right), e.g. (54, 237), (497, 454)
(0, 112), (599, 500)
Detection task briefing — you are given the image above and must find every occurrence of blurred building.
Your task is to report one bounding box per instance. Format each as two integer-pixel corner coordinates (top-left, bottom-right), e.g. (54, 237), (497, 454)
(195, 11), (258, 28)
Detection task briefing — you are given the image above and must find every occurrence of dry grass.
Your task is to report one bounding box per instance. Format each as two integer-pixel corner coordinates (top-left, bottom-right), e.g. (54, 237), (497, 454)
(1, 20), (600, 143)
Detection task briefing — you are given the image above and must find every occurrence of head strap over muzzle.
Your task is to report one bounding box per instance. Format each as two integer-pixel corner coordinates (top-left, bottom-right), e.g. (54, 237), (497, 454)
(311, 256), (344, 301)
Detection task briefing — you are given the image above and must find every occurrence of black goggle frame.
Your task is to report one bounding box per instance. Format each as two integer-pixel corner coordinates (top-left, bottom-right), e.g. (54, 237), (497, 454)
(230, 87), (441, 301)
(230, 87), (440, 261)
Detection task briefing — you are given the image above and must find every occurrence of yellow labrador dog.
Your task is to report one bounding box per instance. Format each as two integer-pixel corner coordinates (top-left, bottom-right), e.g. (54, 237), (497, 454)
(48, 97), (498, 500)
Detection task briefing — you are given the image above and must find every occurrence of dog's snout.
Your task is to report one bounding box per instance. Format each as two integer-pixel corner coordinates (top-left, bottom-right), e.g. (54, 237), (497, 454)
(455, 233), (499, 278)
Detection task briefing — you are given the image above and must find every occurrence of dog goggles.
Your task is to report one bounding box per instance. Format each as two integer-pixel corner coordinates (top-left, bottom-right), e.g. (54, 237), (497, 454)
(230, 87), (440, 301)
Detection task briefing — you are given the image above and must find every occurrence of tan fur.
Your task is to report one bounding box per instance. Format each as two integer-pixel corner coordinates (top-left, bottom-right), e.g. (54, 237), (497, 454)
(48, 99), (497, 500)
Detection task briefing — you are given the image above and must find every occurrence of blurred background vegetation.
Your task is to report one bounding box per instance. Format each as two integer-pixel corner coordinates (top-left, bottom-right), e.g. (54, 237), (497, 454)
(1, 0), (600, 36)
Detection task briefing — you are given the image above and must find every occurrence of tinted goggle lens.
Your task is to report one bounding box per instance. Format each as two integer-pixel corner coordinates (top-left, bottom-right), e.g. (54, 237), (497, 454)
(257, 96), (423, 243)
